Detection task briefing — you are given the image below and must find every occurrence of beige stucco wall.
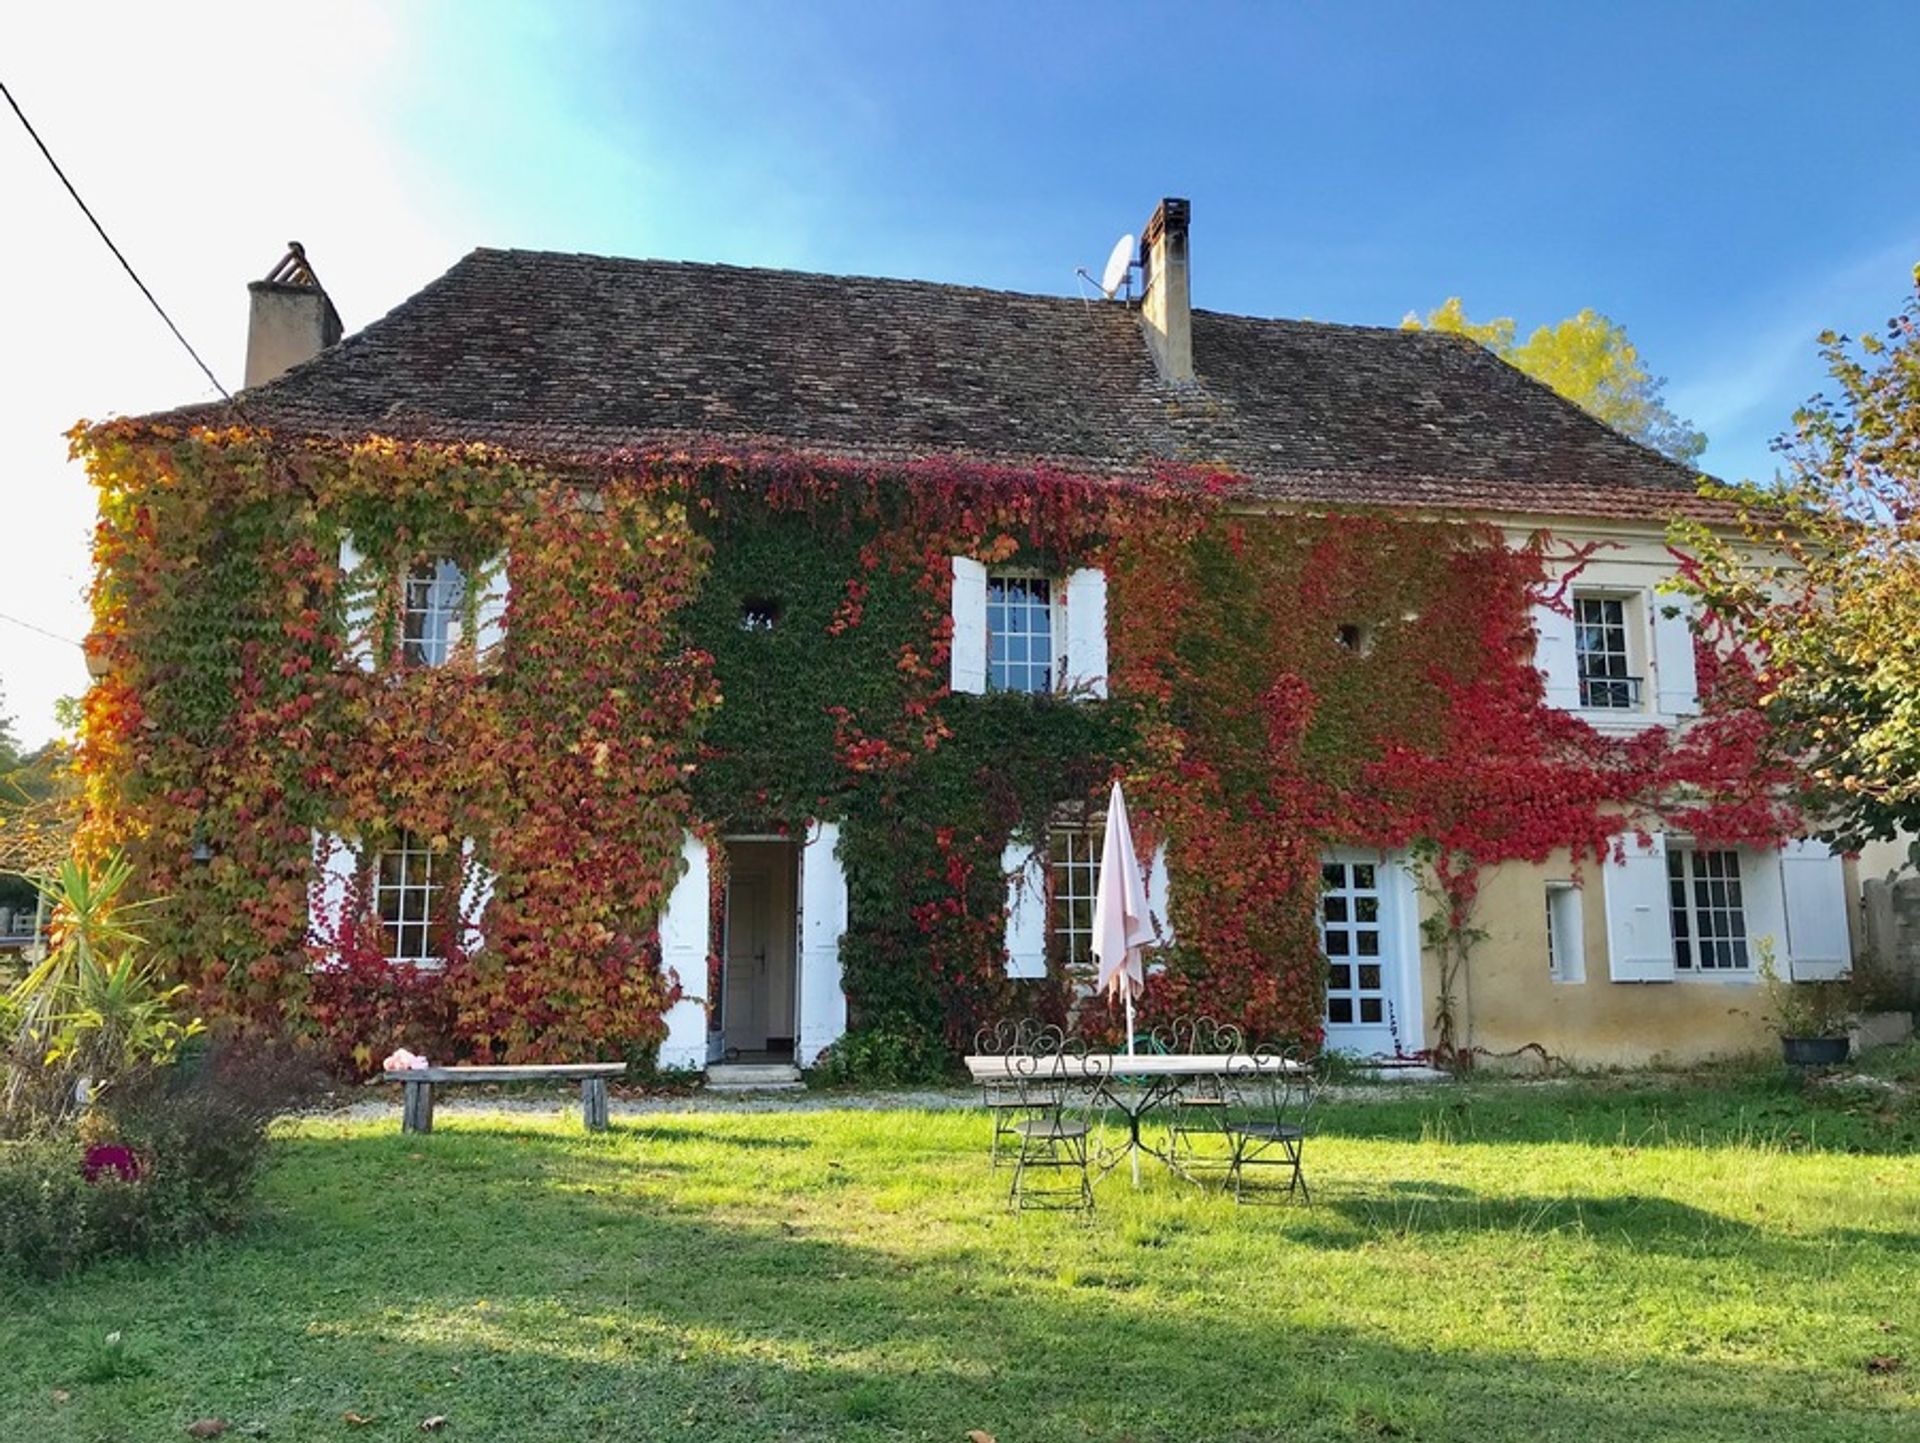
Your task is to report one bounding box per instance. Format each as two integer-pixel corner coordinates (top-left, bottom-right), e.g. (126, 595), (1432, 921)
(1430, 850), (1791, 1068)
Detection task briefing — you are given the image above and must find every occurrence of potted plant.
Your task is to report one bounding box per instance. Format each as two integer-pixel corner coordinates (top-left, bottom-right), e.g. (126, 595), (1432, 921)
(1759, 952), (1852, 1067)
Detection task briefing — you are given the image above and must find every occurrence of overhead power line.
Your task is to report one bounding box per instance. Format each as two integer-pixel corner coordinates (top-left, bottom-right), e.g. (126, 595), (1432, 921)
(1, 77), (231, 400)
(0, 611), (84, 649)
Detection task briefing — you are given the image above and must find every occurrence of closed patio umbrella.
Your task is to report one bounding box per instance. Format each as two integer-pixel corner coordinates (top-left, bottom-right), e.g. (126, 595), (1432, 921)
(1092, 779), (1155, 1050)
(1093, 780), (1157, 1185)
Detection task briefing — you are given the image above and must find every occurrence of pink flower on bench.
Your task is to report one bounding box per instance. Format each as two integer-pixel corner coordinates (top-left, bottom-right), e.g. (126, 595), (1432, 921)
(383, 1048), (431, 1072)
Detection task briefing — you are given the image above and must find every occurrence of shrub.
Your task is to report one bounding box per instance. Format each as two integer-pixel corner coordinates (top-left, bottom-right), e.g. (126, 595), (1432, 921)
(0, 1036), (323, 1279)
(810, 1022), (953, 1086)
(5, 853), (199, 1131)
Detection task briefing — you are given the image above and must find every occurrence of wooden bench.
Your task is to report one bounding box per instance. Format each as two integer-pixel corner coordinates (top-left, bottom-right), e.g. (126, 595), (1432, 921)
(380, 1064), (628, 1134)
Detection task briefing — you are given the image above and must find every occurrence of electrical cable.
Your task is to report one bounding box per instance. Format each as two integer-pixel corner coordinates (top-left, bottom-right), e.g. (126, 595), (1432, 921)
(1, 77), (232, 400)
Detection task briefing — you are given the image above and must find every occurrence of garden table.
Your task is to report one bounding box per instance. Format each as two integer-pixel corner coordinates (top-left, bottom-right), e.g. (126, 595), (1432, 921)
(963, 1053), (1303, 1183)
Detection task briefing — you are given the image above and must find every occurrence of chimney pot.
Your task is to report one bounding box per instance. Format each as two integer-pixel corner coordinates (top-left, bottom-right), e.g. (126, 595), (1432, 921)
(244, 243), (342, 388)
(1138, 198), (1193, 384)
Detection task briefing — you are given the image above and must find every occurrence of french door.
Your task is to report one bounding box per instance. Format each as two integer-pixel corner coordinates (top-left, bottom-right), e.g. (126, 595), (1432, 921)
(1319, 852), (1419, 1058)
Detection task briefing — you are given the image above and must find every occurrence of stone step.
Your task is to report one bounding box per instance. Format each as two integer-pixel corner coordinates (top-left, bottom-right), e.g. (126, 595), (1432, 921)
(705, 1062), (805, 1091)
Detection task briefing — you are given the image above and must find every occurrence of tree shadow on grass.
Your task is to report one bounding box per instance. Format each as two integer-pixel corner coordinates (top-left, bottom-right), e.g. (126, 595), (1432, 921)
(12, 1127), (1915, 1443)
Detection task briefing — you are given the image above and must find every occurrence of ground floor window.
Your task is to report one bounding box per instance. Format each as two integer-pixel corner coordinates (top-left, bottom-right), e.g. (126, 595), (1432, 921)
(1668, 845), (1749, 971)
(1546, 880), (1584, 983)
(1321, 860), (1385, 1026)
(1049, 826), (1097, 969)
(374, 830), (445, 964)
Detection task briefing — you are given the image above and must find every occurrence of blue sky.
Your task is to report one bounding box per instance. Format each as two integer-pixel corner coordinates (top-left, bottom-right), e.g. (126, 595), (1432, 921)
(4, 2), (1918, 743)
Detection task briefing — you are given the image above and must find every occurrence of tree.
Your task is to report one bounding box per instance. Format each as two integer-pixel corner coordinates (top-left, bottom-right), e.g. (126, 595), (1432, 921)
(1404, 299), (1708, 465)
(1674, 265), (1920, 854)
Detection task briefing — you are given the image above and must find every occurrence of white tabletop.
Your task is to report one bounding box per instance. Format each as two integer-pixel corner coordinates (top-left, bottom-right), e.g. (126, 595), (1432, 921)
(964, 1052), (1299, 1081)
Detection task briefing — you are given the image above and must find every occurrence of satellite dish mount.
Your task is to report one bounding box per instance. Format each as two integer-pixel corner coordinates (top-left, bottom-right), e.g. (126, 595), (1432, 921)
(1076, 232), (1139, 301)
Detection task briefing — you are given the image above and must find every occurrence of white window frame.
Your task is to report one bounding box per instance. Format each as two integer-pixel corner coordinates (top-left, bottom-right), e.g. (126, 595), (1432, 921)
(402, 558), (468, 668)
(1667, 842), (1753, 974)
(1048, 824), (1099, 972)
(986, 570), (1065, 695)
(373, 830), (447, 967)
(1318, 848), (1424, 1055)
(1546, 880), (1585, 984)
(1572, 589), (1647, 714)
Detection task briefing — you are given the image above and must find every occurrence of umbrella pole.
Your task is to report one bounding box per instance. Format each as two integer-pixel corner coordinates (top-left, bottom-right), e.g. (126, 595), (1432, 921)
(1124, 987), (1140, 1188)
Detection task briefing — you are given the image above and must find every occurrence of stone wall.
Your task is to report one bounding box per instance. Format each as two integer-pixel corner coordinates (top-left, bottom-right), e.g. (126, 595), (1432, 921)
(1860, 874), (1920, 1000)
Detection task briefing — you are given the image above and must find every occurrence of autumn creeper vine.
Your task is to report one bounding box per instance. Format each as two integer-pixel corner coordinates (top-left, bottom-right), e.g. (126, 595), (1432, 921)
(75, 423), (1797, 1073)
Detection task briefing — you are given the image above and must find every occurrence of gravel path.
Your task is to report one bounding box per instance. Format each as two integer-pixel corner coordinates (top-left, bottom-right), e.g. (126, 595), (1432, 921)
(305, 1074), (1464, 1125)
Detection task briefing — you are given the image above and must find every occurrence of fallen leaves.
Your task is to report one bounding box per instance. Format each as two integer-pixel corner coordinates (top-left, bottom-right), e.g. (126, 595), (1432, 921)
(1866, 1355), (1903, 1376)
(343, 1411), (378, 1427)
(184, 1422), (228, 1439)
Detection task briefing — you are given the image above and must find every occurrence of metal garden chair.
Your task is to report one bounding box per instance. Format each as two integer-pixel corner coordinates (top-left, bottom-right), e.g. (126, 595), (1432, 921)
(1220, 1044), (1325, 1205)
(976, 1019), (1075, 1169)
(1159, 1017), (1245, 1169)
(1005, 1041), (1098, 1213)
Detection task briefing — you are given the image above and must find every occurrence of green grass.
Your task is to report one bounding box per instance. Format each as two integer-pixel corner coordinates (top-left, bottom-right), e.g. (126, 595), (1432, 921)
(5, 1070), (1919, 1442)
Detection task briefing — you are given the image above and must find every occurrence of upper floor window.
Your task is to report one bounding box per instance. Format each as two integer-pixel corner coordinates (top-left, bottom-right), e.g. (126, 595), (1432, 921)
(403, 559), (467, 667)
(1574, 593), (1643, 710)
(375, 829), (447, 965)
(950, 557), (1106, 699)
(1668, 845), (1749, 972)
(988, 574), (1060, 694)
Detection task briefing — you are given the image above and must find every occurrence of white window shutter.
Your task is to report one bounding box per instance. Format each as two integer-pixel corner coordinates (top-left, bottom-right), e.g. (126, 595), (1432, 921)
(339, 533), (375, 671)
(1652, 594), (1700, 716)
(1002, 841), (1048, 979)
(1604, 833), (1676, 982)
(949, 557), (988, 695)
(797, 822), (849, 1065)
(458, 839), (496, 957)
(1532, 600), (1579, 710)
(309, 831), (359, 962)
(1062, 567), (1109, 699)
(474, 551), (509, 664)
(1145, 842), (1173, 946)
(1781, 840), (1852, 980)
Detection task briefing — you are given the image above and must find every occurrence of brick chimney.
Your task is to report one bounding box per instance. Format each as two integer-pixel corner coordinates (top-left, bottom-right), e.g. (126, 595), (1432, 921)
(244, 242), (342, 388)
(1138, 198), (1192, 383)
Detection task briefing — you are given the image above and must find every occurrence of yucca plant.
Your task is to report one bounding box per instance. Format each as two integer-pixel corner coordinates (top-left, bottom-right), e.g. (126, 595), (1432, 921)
(6, 853), (198, 1120)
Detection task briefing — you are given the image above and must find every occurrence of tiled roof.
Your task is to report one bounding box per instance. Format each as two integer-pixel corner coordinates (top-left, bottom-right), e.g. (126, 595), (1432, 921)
(138, 248), (1724, 521)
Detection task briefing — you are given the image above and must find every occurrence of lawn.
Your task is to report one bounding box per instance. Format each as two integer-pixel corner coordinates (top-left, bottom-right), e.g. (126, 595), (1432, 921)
(4, 1067), (1919, 1443)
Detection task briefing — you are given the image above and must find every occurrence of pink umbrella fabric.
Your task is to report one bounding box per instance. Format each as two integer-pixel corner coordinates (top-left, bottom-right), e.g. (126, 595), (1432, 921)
(1092, 781), (1156, 1049)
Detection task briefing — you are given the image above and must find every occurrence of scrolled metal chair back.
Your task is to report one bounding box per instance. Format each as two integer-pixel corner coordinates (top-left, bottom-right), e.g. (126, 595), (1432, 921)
(1241, 1043), (1320, 1125)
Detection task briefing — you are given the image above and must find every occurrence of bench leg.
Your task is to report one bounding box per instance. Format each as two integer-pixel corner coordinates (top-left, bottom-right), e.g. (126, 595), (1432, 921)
(402, 1080), (435, 1135)
(581, 1077), (610, 1132)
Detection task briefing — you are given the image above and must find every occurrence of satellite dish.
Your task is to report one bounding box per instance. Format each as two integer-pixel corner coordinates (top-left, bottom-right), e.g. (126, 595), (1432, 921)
(1100, 233), (1136, 298)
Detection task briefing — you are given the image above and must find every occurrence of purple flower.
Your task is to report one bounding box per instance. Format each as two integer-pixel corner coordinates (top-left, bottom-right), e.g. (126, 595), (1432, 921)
(82, 1144), (142, 1184)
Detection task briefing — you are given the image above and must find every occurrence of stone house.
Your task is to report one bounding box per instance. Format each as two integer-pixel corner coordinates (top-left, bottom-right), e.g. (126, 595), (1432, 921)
(98, 200), (1859, 1077)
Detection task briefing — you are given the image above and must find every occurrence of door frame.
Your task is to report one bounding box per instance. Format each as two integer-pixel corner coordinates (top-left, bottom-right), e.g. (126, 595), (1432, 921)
(1319, 847), (1424, 1059)
(716, 834), (801, 1060)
